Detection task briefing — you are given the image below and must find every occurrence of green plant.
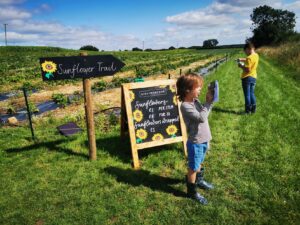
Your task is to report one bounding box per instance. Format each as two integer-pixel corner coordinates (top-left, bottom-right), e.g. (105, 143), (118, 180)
(92, 80), (108, 92)
(111, 76), (132, 87)
(6, 105), (16, 114)
(52, 93), (68, 107)
(109, 113), (119, 126)
(28, 101), (39, 113)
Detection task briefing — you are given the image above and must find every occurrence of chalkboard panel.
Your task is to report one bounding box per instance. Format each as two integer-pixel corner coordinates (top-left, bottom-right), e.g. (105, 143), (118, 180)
(130, 85), (181, 144)
(122, 80), (187, 169)
(40, 55), (125, 81)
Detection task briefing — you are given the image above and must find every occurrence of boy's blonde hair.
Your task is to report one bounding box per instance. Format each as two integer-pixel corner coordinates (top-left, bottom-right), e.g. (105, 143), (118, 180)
(176, 73), (204, 102)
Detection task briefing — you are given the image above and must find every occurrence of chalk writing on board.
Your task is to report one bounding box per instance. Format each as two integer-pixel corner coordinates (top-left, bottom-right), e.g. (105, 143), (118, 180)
(40, 55), (125, 81)
(130, 85), (181, 144)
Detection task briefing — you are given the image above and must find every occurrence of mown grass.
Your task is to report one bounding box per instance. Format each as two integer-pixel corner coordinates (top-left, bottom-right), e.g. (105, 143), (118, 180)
(0, 54), (299, 225)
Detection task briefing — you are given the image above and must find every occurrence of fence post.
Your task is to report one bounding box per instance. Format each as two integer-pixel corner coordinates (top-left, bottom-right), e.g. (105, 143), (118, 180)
(80, 52), (97, 160)
(23, 87), (35, 141)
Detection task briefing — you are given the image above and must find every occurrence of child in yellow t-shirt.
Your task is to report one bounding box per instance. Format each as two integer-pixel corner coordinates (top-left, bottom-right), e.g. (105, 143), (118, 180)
(237, 42), (259, 114)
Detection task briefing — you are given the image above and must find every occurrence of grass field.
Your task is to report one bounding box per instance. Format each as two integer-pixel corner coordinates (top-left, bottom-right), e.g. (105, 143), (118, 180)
(0, 51), (299, 225)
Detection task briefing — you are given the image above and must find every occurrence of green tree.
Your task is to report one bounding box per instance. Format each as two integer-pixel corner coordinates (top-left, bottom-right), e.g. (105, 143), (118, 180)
(132, 47), (143, 51)
(203, 39), (218, 48)
(79, 45), (99, 51)
(250, 5), (296, 47)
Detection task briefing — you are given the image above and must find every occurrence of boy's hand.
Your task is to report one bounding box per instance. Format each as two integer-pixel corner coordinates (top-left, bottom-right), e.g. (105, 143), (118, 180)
(206, 89), (214, 104)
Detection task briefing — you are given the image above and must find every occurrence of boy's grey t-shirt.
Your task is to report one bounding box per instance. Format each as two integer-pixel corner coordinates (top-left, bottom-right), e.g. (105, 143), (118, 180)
(180, 99), (212, 144)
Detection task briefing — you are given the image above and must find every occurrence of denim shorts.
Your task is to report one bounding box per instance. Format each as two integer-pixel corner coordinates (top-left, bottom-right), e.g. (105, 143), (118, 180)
(187, 141), (208, 171)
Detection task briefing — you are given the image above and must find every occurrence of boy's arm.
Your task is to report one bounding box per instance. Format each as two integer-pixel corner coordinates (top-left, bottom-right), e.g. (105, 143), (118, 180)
(238, 57), (251, 73)
(238, 63), (250, 73)
(181, 103), (212, 123)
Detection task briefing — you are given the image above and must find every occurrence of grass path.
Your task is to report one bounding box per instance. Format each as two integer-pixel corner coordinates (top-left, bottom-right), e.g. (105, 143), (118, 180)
(0, 55), (299, 225)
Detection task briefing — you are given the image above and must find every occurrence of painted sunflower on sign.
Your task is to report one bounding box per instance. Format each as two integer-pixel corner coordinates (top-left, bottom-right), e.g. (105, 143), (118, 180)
(136, 129), (148, 143)
(173, 95), (178, 105)
(152, 133), (164, 141)
(169, 84), (176, 93)
(41, 61), (57, 79)
(129, 91), (135, 102)
(166, 125), (178, 137)
(133, 109), (143, 122)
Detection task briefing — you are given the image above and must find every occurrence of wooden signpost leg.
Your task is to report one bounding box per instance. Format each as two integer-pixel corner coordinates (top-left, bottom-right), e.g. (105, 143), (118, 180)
(83, 78), (97, 160)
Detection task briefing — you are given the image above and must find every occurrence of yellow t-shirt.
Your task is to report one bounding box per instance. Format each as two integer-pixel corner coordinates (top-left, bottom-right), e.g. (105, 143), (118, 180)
(241, 52), (259, 79)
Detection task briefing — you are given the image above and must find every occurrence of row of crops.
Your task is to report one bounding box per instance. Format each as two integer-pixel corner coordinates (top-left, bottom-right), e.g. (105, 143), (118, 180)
(0, 46), (239, 92)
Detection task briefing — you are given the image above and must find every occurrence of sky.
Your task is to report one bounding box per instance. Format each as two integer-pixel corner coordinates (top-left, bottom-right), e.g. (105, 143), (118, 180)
(0, 0), (299, 50)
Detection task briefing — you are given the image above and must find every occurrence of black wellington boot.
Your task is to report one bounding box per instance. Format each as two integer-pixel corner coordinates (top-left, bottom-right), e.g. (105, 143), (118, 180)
(186, 181), (208, 205)
(251, 104), (256, 113)
(196, 168), (214, 190)
(245, 105), (252, 114)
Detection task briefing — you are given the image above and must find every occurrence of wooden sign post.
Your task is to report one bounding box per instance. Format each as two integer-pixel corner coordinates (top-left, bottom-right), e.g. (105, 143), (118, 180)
(79, 53), (97, 160)
(121, 79), (187, 169)
(40, 53), (125, 160)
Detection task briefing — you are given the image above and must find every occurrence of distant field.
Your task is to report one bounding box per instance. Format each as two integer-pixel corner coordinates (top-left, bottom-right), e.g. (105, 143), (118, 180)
(0, 48), (299, 225)
(0, 46), (237, 92)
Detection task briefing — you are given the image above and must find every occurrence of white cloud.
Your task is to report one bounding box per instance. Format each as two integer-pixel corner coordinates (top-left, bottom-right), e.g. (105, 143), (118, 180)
(33, 3), (52, 14)
(0, 0), (24, 5)
(217, 0), (282, 8)
(40, 3), (51, 11)
(0, 0), (299, 49)
(162, 0), (300, 47)
(0, 18), (142, 50)
(166, 10), (234, 28)
(209, 2), (247, 14)
(0, 6), (31, 20)
(0, 1), (141, 50)
(284, 1), (300, 12)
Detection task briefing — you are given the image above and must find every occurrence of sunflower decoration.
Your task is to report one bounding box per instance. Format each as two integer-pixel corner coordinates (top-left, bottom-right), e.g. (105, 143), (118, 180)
(169, 84), (176, 93)
(159, 85), (167, 89)
(166, 124), (178, 138)
(152, 133), (164, 142)
(136, 128), (148, 143)
(133, 109), (143, 122)
(41, 61), (57, 79)
(129, 91), (135, 102)
(173, 95), (178, 105)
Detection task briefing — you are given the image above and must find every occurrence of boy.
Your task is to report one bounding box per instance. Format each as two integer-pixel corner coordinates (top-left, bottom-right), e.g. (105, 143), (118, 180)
(176, 73), (214, 205)
(237, 42), (259, 114)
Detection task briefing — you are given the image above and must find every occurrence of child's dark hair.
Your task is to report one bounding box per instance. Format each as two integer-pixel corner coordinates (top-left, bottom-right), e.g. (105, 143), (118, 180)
(176, 73), (204, 102)
(244, 42), (255, 50)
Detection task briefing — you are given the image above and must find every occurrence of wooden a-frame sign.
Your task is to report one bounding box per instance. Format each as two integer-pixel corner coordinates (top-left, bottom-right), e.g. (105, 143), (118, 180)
(121, 79), (187, 169)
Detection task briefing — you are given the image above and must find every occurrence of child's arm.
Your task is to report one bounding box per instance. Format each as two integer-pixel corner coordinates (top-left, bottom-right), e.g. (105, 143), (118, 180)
(181, 101), (212, 123)
(238, 60), (250, 73)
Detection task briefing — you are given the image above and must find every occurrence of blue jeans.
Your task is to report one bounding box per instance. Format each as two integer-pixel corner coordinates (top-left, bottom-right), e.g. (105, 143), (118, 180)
(242, 77), (256, 112)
